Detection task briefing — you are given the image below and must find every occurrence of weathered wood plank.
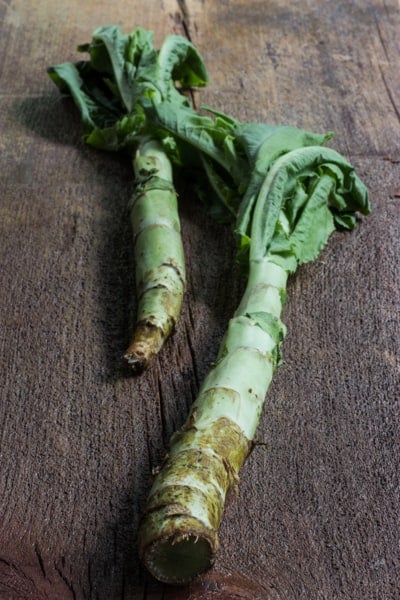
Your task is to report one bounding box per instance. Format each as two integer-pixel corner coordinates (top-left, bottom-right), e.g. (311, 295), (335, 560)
(0, 0), (399, 598)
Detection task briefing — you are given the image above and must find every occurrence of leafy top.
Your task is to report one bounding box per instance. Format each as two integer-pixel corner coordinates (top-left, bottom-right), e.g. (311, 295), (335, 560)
(48, 25), (208, 151)
(48, 25), (370, 274)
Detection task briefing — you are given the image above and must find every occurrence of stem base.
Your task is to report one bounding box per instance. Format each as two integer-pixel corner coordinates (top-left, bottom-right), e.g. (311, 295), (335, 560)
(140, 515), (216, 585)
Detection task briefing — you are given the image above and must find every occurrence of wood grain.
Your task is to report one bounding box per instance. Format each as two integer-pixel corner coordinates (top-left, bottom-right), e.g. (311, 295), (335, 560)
(0, 0), (399, 598)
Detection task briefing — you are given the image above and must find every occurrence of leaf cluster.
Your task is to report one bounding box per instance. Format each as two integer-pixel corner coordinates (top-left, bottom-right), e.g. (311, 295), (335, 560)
(48, 25), (371, 275)
(48, 26), (208, 151)
(150, 104), (370, 270)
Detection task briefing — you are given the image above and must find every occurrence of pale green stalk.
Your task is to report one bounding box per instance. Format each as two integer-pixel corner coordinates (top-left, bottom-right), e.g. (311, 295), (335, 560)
(124, 139), (185, 372)
(138, 142), (369, 584)
(47, 25), (370, 584)
(138, 254), (287, 584)
(47, 26), (208, 371)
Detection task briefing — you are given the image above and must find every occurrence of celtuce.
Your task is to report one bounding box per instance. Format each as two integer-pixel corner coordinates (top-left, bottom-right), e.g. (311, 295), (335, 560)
(47, 25), (371, 584)
(124, 139), (185, 370)
(48, 26), (208, 371)
(138, 257), (287, 584)
(138, 143), (370, 583)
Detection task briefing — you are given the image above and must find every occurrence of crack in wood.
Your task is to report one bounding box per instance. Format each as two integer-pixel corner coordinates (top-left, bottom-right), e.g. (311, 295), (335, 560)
(374, 16), (390, 63)
(34, 543), (47, 581)
(377, 63), (400, 123)
(185, 307), (200, 390)
(0, 556), (45, 598)
(157, 376), (169, 450)
(175, 0), (199, 109)
(176, 0), (192, 41)
(55, 563), (77, 600)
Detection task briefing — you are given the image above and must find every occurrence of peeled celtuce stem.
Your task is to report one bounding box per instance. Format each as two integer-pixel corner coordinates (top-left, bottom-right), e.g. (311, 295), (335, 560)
(124, 139), (185, 372)
(48, 26), (209, 372)
(138, 141), (370, 583)
(138, 256), (287, 584)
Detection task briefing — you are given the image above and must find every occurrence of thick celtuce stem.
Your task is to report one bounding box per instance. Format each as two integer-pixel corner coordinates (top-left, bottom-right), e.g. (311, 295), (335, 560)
(138, 257), (287, 584)
(124, 139), (185, 372)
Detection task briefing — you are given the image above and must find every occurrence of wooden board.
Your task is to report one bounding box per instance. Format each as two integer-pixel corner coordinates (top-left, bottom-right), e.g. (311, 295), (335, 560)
(0, 1), (399, 598)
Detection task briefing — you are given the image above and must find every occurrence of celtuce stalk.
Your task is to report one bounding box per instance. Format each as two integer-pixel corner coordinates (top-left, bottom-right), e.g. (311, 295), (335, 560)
(124, 139), (185, 371)
(47, 24), (371, 584)
(138, 256), (287, 584)
(138, 145), (370, 584)
(47, 25), (208, 371)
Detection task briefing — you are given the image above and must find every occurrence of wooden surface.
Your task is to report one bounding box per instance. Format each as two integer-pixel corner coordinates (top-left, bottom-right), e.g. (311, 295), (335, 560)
(1, 1), (399, 598)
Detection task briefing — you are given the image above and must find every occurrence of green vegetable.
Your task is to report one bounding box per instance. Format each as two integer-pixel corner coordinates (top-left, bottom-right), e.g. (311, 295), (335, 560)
(48, 26), (207, 371)
(133, 51), (370, 587)
(124, 138), (185, 369)
(48, 25), (371, 584)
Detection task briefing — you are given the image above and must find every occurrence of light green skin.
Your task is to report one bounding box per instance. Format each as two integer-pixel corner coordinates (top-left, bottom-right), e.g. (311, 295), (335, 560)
(137, 141), (370, 583)
(138, 255), (287, 584)
(124, 140), (185, 372)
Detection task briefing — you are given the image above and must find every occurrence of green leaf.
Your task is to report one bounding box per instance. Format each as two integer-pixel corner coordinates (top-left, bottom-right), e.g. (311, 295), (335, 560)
(246, 311), (286, 342)
(245, 145), (370, 268)
(199, 154), (239, 220)
(246, 310), (287, 365)
(289, 174), (336, 264)
(87, 26), (140, 112)
(234, 122), (333, 166)
(48, 26), (211, 153)
(158, 35), (209, 90)
(48, 62), (98, 131)
(152, 103), (236, 173)
(48, 25), (370, 272)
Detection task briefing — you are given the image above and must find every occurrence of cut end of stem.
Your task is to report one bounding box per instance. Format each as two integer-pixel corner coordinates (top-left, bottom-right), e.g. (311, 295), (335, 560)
(124, 322), (166, 373)
(141, 529), (215, 585)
